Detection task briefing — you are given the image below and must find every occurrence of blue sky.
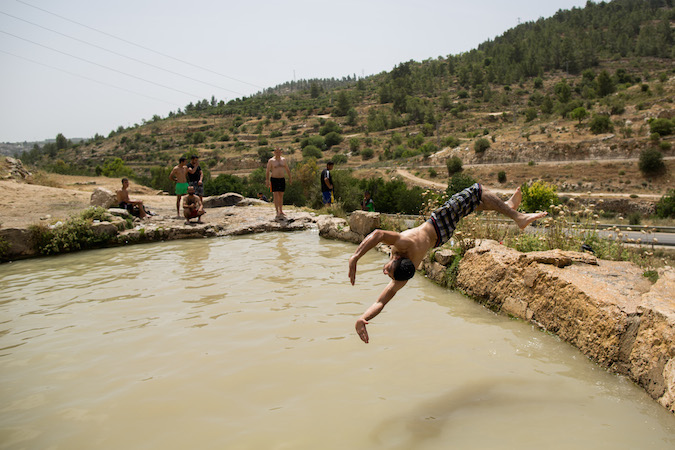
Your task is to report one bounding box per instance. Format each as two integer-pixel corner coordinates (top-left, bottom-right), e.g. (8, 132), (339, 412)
(0, 0), (589, 142)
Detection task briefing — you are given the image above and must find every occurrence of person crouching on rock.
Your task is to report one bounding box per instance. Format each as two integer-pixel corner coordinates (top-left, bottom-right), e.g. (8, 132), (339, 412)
(183, 185), (205, 224)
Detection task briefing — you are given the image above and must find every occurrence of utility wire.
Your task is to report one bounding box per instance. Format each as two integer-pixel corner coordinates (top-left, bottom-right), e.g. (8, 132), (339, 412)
(1, 29), (203, 98)
(0, 48), (183, 107)
(0, 10), (245, 97)
(15, 0), (264, 90)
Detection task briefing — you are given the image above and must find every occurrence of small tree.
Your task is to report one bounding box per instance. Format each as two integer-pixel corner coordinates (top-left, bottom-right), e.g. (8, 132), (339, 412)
(497, 171), (507, 183)
(570, 107), (588, 124)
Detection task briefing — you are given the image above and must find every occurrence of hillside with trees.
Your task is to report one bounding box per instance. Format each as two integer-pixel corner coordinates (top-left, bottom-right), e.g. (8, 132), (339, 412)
(18, 0), (675, 217)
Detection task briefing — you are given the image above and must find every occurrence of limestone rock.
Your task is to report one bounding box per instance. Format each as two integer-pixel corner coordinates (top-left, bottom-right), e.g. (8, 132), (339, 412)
(203, 193), (243, 208)
(0, 227), (36, 260)
(434, 249), (457, 266)
(2, 157), (31, 180)
(349, 211), (380, 236)
(454, 239), (675, 413)
(90, 222), (119, 237)
(90, 187), (116, 208)
(316, 215), (361, 244)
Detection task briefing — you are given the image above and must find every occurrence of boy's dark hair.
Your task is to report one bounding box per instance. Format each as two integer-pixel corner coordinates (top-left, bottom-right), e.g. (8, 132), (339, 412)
(179, 157), (187, 162)
(391, 258), (415, 281)
(121, 177), (129, 184)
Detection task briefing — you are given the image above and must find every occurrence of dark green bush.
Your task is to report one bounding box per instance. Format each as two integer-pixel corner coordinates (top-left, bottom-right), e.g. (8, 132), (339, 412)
(447, 172), (477, 196)
(446, 156), (463, 176)
(638, 148), (665, 176)
(649, 118), (673, 136)
(474, 138), (490, 154)
(589, 115), (614, 134)
(655, 190), (675, 218)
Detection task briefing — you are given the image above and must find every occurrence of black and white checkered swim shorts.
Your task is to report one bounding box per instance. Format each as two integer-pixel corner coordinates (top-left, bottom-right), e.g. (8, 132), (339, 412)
(427, 183), (482, 248)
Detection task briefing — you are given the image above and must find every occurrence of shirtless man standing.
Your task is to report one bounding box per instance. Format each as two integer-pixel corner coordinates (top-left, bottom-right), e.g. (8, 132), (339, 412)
(169, 157), (189, 218)
(116, 177), (148, 219)
(348, 183), (547, 344)
(265, 148), (292, 220)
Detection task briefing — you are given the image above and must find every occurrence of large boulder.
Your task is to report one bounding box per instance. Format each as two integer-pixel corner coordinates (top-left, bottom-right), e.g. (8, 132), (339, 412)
(0, 228), (37, 260)
(90, 187), (117, 208)
(203, 193), (244, 208)
(349, 211), (380, 236)
(316, 215), (361, 244)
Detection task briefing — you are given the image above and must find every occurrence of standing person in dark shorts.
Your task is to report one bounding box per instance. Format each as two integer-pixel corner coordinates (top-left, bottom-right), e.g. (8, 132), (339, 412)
(265, 147), (292, 220)
(169, 157), (188, 218)
(187, 155), (204, 202)
(320, 161), (334, 206)
(348, 184), (547, 344)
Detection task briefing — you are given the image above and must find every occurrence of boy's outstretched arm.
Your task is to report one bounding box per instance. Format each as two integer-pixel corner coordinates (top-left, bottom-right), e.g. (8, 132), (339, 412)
(355, 279), (407, 343)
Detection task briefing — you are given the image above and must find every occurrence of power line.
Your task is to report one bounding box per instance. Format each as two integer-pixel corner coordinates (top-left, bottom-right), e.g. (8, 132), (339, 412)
(0, 9), (245, 97)
(1, 29), (204, 98)
(15, 0), (265, 90)
(0, 48), (183, 108)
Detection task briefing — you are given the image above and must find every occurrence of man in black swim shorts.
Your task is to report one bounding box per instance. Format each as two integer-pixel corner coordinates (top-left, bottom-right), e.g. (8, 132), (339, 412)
(348, 184), (547, 344)
(265, 148), (292, 220)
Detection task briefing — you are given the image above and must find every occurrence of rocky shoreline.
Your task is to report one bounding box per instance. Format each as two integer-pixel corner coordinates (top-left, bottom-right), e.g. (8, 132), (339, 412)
(317, 211), (675, 414)
(2, 197), (674, 414)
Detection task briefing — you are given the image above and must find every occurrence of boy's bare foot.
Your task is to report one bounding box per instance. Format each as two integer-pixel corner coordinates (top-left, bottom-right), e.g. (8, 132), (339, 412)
(515, 211), (547, 230)
(506, 186), (522, 210)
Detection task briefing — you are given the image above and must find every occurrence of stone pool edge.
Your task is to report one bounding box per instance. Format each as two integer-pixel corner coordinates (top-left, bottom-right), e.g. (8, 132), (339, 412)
(317, 211), (675, 415)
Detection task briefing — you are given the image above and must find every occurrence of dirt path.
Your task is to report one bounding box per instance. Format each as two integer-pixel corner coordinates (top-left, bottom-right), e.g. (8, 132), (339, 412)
(395, 169), (663, 201)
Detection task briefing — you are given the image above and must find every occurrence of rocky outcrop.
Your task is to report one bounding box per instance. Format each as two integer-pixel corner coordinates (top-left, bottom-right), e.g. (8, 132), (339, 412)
(90, 187), (117, 208)
(1, 157), (31, 180)
(317, 210), (380, 243)
(0, 204), (318, 262)
(203, 193), (244, 208)
(446, 240), (675, 413)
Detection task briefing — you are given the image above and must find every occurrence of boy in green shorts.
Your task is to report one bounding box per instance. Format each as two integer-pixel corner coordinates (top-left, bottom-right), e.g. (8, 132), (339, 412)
(169, 157), (189, 218)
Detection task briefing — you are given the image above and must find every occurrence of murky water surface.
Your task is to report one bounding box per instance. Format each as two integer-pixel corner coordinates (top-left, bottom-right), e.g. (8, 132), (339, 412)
(1, 231), (674, 449)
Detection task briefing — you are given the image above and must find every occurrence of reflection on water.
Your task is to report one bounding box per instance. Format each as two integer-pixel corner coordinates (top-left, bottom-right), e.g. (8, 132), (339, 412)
(1, 231), (674, 449)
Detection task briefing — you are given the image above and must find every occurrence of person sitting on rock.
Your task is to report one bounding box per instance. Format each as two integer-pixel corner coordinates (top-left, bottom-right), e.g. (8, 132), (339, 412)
(116, 178), (148, 219)
(348, 184), (547, 344)
(183, 185), (206, 224)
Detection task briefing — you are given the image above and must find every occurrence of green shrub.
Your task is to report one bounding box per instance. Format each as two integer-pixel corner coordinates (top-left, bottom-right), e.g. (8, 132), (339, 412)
(655, 189), (675, 218)
(446, 156), (463, 176)
(497, 171), (507, 183)
(447, 172), (477, 196)
(302, 145), (323, 159)
(589, 115), (614, 134)
(638, 148), (665, 176)
(324, 131), (343, 148)
(520, 180), (559, 212)
(442, 136), (461, 148)
(627, 212), (642, 225)
(474, 138), (490, 154)
(361, 148), (374, 160)
(649, 118), (673, 136)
